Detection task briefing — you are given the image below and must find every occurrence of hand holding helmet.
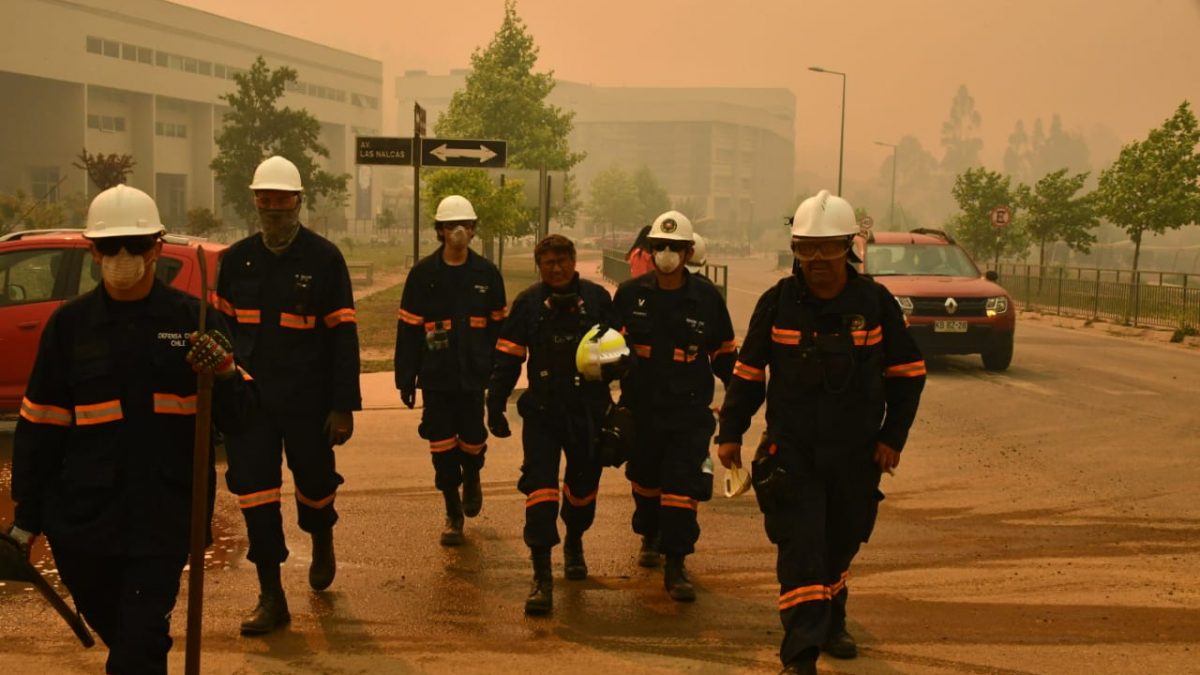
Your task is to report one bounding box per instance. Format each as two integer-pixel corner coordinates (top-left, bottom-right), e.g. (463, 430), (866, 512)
(575, 324), (631, 382)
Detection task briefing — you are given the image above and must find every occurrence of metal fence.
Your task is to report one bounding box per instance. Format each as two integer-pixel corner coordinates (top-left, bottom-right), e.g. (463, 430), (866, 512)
(995, 263), (1200, 329)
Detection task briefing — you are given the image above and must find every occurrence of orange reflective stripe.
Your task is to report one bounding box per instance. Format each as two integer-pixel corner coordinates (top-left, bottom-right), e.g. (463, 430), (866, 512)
(778, 583), (831, 610)
(424, 320), (452, 331)
(660, 493), (698, 511)
(526, 488), (560, 508)
(397, 308), (423, 325)
(429, 436), (458, 453)
(771, 326), (802, 345)
(851, 326), (883, 346)
(710, 339), (737, 357)
(489, 307), (508, 321)
(733, 361), (766, 382)
(672, 348), (698, 363)
(323, 308), (357, 328)
(19, 397), (72, 426)
(468, 316), (487, 328)
(458, 438), (486, 455)
(235, 308), (261, 325)
(829, 569), (849, 596)
(633, 344), (651, 358)
(152, 392), (197, 415)
(74, 399), (123, 425)
(238, 487), (282, 510)
(237, 365), (254, 381)
(885, 360), (927, 378)
(495, 339), (527, 358)
(214, 295), (236, 317)
(296, 487), (336, 509)
(563, 483), (597, 507)
(630, 481), (661, 498)
(280, 312), (317, 330)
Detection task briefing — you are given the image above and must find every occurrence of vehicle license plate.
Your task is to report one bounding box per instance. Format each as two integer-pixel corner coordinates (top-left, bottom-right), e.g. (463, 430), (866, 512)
(934, 320), (968, 333)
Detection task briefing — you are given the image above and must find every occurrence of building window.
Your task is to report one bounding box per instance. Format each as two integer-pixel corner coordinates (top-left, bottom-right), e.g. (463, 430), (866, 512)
(102, 40), (119, 58)
(156, 122), (188, 138)
(30, 167), (61, 203)
(122, 43), (137, 61)
(198, 60), (211, 76)
(168, 54), (183, 70)
(214, 64), (226, 78)
(183, 57), (197, 73)
(156, 50), (168, 67)
(86, 36), (102, 54)
(88, 115), (127, 133)
(138, 47), (153, 64)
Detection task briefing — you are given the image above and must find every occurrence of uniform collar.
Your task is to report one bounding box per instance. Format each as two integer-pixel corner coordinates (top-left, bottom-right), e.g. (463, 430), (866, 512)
(255, 224), (309, 260)
(88, 279), (173, 325)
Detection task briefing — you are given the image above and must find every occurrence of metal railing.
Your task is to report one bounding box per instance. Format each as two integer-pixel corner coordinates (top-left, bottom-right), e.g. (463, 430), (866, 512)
(995, 263), (1200, 329)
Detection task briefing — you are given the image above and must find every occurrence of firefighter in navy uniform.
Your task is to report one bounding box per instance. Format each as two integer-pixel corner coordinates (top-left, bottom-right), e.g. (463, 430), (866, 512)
(216, 156), (362, 635)
(613, 210), (737, 602)
(8, 185), (257, 674)
(716, 190), (926, 675)
(487, 235), (625, 615)
(394, 195), (507, 546)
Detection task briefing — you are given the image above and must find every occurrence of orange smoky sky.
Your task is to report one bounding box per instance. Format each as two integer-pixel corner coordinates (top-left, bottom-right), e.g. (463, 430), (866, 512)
(174, 0), (1200, 192)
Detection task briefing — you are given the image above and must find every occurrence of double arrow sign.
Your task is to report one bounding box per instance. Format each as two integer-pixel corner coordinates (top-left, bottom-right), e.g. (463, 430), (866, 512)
(355, 136), (507, 168)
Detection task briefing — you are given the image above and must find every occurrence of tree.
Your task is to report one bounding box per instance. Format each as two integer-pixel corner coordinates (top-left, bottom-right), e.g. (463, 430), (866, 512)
(185, 207), (223, 237)
(73, 149), (135, 191)
(876, 134), (947, 227)
(423, 169), (527, 242)
(1097, 101), (1200, 272)
(211, 56), (349, 234)
(948, 168), (1028, 264)
(632, 165), (670, 226)
(1003, 120), (1031, 181)
(586, 166), (641, 240)
(1019, 169), (1098, 266)
(432, 0), (583, 244)
(940, 85), (983, 174)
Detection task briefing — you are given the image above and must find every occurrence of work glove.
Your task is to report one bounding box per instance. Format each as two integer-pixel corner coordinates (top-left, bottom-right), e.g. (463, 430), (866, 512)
(186, 330), (237, 379)
(399, 387), (416, 410)
(486, 397), (511, 438)
(5, 524), (36, 561)
(324, 410), (354, 446)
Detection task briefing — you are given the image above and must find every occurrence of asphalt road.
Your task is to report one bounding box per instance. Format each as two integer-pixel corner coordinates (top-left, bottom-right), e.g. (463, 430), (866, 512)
(2, 255), (1198, 674)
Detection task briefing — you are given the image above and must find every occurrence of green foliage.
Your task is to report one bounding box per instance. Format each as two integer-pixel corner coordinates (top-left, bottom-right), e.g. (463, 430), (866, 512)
(586, 165), (671, 235)
(1097, 101), (1200, 271)
(0, 190), (86, 236)
(185, 207), (222, 237)
(940, 85), (984, 173)
(1170, 325), (1197, 343)
(73, 149), (135, 191)
(555, 172), (581, 229)
(1018, 169), (1099, 265)
(210, 56), (350, 233)
(423, 169), (528, 241)
(948, 168), (1029, 260)
(1005, 115), (1090, 183)
(376, 208), (399, 230)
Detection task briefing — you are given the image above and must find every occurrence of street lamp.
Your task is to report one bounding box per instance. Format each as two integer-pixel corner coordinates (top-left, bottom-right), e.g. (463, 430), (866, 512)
(809, 66), (847, 196)
(875, 140), (897, 230)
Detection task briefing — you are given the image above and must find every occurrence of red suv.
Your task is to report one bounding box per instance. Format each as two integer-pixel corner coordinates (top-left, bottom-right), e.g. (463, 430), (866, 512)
(862, 228), (1015, 370)
(0, 229), (225, 411)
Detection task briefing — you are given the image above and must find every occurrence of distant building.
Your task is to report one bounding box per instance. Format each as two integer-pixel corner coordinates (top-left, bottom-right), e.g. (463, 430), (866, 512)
(395, 71), (795, 241)
(0, 0), (382, 231)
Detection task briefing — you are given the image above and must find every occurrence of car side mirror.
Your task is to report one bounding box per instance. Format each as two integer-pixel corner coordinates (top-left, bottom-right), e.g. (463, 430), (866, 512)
(985, 270), (999, 281)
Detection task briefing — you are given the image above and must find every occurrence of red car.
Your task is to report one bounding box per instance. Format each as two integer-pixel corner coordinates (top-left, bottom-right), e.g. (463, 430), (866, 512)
(0, 229), (225, 412)
(862, 228), (1015, 371)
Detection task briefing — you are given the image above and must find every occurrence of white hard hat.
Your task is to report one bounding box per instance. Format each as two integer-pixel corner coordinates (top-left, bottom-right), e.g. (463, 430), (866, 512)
(435, 195), (478, 223)
(791, 190), (858, 238)
(249, 155), (303, 192)
(84, 185), (166, 239)
(686, 233), (707, 267)
(576, 324), (630, 381)
(648, 210), (694, 242)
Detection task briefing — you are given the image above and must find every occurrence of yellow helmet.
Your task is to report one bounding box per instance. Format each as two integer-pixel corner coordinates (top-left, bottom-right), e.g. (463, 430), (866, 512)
(575, 324), (630, 381)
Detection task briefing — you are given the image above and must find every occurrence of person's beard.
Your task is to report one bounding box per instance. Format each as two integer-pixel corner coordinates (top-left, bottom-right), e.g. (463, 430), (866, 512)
(259, 206), (301, 251)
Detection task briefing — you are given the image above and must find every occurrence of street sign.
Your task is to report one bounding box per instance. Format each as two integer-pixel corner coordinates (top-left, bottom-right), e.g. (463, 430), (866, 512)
(990, 205), (1012, 228)
(420, 138), (507, 168)
(355, 137), (413, 166)
(859, 216), (874, 230)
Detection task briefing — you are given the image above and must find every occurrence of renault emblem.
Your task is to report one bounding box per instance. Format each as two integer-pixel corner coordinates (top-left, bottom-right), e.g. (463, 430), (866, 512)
(945, 297), (958, 315)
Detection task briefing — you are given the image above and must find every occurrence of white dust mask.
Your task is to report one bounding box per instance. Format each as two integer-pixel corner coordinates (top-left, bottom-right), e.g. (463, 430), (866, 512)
(101, 250), (148, 290)
(653, 250), (681, 274)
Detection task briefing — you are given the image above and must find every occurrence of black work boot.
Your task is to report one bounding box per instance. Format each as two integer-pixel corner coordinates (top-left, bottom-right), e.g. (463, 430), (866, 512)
(524, 547), (553, 615)
(563, 531), (588, 580)
(462, 466), (483, 518)
(309, 527), (336, 591)
(240, 564), (291, 635)
(663, 554), (696, 602)
(822, 626), (858, 659)
(778, 657), (818, 674)
(440, 489), (465, 546)
(637, 533), (662, 568)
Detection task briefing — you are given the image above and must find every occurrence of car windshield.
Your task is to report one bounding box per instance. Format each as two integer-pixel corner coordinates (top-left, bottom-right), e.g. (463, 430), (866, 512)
(866, 243), (981, 277)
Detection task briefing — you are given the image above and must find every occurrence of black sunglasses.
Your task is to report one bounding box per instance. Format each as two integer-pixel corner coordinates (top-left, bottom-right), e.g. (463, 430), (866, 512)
(649, 241), (689, 253)
(93, 235), (159, 256)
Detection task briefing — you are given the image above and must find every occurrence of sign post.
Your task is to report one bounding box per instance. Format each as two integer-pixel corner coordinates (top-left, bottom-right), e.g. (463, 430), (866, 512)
(990, 205), (1011, 272)
(413, 104), (426, 261)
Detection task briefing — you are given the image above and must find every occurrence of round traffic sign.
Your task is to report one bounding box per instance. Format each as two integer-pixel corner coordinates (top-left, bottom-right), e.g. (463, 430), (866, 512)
(990, 205), (1011, 228)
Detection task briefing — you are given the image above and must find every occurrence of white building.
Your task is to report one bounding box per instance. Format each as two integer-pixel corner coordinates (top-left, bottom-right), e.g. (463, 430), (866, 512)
(0, 0), (382, 230)
(395, 70), (795, 240)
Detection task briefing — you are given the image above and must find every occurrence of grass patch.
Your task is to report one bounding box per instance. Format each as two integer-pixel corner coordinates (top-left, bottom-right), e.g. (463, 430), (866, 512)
(355, 266), (541, 371)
